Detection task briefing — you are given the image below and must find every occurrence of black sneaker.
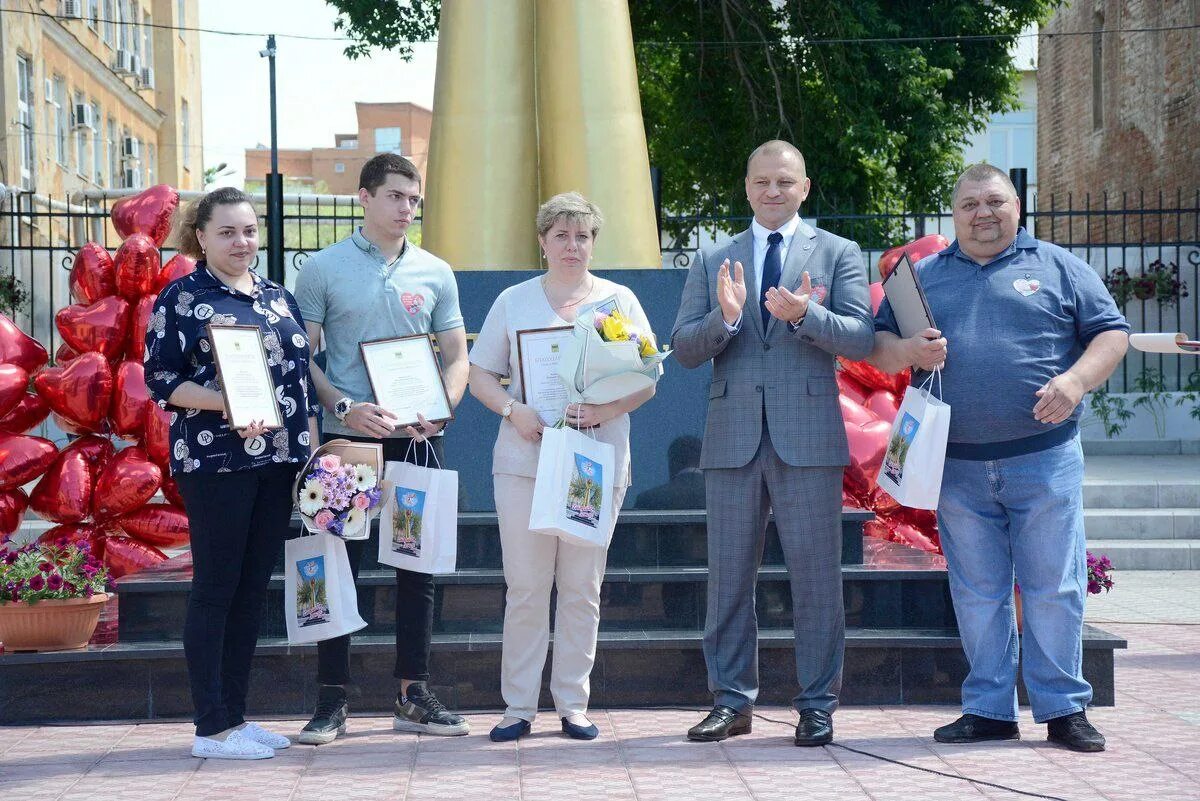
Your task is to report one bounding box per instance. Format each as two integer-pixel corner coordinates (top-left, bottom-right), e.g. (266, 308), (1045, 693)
(933, 714), (1020, 743)
(297, 685), (349, 745)
(393, 682), (470, 736)
(1047, 711), (1106, 752)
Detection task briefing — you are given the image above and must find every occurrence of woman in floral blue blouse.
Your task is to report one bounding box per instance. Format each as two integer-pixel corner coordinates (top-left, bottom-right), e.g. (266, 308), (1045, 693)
(146, 187), (320, 761)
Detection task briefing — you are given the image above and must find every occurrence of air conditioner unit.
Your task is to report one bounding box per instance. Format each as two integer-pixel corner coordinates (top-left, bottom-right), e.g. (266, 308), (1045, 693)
(58, 0), (83, 19)
(138, 67), (155, 90)
(122, 136), (140, 161)
(114, 50), (134, 75)
(129, 53), (141, 77)
(72, 103), (94, 130)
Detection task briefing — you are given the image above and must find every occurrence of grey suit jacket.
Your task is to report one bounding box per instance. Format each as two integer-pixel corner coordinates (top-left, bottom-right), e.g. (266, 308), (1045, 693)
(671, 221), (874, 470)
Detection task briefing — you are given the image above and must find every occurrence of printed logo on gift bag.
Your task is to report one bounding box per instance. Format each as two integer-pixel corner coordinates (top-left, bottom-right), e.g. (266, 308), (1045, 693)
(881, 412), (920, 485)
(390, 486), (427, 558)
(295, 556), (330, 628)
(566, 453), (604, 529)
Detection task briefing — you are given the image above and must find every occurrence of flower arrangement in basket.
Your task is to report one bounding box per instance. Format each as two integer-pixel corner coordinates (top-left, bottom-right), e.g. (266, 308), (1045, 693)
(295, 440), (385, 539)
(556, 300), (671, 407)
(1, 541), (110, 604)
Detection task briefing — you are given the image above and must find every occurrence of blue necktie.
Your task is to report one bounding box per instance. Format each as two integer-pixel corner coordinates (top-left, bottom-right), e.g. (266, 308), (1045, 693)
(760, 231), (783, 330)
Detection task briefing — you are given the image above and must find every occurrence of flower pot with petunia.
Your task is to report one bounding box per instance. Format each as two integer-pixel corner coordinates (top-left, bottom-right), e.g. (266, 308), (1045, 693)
(0, 542), (111, 651)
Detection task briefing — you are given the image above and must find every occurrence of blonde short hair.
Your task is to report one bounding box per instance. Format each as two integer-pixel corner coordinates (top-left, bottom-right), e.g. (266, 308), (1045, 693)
(535, 192), (604, 239)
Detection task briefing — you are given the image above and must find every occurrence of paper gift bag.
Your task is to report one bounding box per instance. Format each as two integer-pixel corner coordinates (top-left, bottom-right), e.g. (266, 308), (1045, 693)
(377, 459), (459, 574)
(284, 532), (368, 645)
(876, 369), (951, 510)
(529, 426), (616, 548)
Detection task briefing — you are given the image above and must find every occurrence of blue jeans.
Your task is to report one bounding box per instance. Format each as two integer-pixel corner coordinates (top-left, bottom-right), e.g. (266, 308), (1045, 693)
(937, 436), (1091, 723)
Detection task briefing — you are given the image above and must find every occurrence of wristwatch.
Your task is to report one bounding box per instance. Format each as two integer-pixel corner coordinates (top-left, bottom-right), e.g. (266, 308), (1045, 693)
(501, 399), (516, 419)
(333, 397), (355, 422)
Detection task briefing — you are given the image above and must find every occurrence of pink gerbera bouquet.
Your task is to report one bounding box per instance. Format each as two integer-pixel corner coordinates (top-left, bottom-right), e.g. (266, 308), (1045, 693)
(297, 452), (383, 539)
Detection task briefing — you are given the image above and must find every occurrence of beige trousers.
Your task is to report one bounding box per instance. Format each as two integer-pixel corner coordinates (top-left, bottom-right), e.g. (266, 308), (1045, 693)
(493, 474), (627, 721)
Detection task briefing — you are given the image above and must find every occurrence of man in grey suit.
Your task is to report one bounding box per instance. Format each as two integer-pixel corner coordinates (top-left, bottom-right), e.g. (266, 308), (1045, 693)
(671, 140), (873, 746)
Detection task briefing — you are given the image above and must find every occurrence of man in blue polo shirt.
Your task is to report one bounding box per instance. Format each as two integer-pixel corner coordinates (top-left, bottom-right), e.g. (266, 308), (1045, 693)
(870, 164), (1129, 753)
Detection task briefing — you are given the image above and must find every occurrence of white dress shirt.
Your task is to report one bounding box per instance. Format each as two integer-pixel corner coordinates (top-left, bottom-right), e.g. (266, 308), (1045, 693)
(726, 214), (802, 332)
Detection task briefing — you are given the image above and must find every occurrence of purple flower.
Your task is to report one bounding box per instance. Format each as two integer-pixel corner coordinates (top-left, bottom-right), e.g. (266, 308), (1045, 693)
(327, 518), (344, 536)
(82, 564), (99, 577)
(2, 552), (16, 565)
(84, 585), (94, 598)
(38, 561), (53, 573)
(47, 573), (64, 591)
(28, 574), (44, 592)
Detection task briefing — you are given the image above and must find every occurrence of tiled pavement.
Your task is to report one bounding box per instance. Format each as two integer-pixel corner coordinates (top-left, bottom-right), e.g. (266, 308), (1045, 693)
(3, 573), (1199, 800)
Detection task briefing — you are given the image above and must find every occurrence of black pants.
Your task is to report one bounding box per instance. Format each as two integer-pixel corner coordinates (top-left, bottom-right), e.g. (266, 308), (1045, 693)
(315, 434), (442, 686)
(177, 462), (299, 737)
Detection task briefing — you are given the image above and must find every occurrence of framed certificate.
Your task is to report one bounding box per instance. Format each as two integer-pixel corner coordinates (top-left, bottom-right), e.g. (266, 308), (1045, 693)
(207, 324), (285, 430)
(516, 326), (574, 426)
(359, 334), (453, 428)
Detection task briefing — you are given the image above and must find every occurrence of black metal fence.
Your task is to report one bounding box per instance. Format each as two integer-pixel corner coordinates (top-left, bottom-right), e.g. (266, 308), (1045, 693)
(3, 188), (1197, 392)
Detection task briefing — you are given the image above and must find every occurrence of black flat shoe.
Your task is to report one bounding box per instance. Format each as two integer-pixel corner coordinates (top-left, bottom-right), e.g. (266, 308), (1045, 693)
(1046, 711), (1105, 752)
(933, 714), (1020, 744)
(794, 709), (833, 747)
(561, 717), (600, 740)
(687, 705), (752, 742)
(489, 719), (532, 742)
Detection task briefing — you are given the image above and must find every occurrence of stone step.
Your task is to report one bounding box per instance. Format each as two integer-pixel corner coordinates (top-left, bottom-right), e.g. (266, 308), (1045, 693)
(0, 625), (1125, 724)
(1084, 509), (1200, 540)
(1083, 482), (1200, 509)
(1083, 539), (1200, 570)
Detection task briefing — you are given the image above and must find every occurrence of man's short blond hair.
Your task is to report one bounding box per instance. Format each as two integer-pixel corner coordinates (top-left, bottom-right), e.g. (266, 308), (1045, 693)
(746, 140), (807, 176)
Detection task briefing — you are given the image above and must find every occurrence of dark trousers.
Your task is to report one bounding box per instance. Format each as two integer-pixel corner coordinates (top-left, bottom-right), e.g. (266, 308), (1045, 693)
(315, 434), (442, 686)
(177, 462), (299, 737)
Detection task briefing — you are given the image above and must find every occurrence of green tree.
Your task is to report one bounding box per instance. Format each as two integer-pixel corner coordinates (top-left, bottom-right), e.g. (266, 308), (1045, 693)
(325, 0), (1058, 246)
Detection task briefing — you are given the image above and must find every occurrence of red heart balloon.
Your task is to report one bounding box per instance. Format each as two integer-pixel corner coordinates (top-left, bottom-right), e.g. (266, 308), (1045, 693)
(63, 434), (116, 470)
(867, 485), (903, 519)
(126, 295), (156, 362)
(154, 253), (196, 292)
(868, 281), (885, 316)
(0, 313), (49, 374)
(0, 488), (28, 537)
(0, 433), (57, 490)
(69, 242), (117, 304)
(877, 234), (951, 280)
(838, 357), (909, 396)
(863, 518), (895, 544)
(92, 446), (161, 521)
(160, 475), (185, 508)
(890, 520), (941, 553)
(115, 503), (189, 548)
(54, 341), (80, 367)
(838, 394), (877, 427)
(29, 449), (93, 524)
(141, 401), (171, 468)
(38, 522), (107, 559)
(110, 361), (150, 438)
(0, 392), (50, 434)
(114, 233), (162, 301)
(842, 419), (890, 503)
(0, 364), (28, 419)
(836, 371), (871, 405)
(55, 296), (131, 359)
(33, 352), (114, 432)
(864, 390), (900, 423)
(104, 535), (167, 578)
(110, 185), (180, 247)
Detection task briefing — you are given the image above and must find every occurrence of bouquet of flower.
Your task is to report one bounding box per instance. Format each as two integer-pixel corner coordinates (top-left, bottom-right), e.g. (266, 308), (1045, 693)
(1087, 551), (1115, 595)
(556, 301), (671, 406)
(1, 542), (110, 604)
(296, 441), (385, 539)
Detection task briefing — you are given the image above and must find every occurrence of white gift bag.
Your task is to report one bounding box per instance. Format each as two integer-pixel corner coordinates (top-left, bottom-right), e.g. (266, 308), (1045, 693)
(377, 447), (458, 574)
(529, 426), (616, 548)
(876, 368), (951, 510)
(284, 532), (368, 645)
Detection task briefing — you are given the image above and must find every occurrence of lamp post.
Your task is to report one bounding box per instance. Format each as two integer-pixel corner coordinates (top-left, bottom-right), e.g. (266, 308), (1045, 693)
(260, 35), (284, 284)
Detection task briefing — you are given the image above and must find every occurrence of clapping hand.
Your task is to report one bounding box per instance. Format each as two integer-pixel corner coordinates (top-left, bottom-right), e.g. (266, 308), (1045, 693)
(717, 259), (747, 325)
(764, 271), (813, 325)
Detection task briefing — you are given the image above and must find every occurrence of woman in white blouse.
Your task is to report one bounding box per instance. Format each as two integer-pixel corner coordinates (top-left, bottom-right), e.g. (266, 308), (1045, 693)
(468, 192), (656, 741)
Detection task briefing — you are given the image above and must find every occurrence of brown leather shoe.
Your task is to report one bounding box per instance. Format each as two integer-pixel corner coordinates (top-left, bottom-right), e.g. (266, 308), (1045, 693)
(687, 705), (752, 742)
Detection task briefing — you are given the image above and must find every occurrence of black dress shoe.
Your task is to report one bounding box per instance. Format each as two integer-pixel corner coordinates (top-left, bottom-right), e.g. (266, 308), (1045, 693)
(687, 705), (752, 742)
(794, 709), (833, 746)
(933, 714), (1020, 743)
(1046, 711), (1105, 752)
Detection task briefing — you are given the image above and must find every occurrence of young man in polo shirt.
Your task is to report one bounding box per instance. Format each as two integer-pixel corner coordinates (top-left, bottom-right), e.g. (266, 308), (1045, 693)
(293, 153), (470, 742)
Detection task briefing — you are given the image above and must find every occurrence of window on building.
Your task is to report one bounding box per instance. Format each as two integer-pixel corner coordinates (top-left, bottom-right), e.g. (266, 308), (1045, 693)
(74, 91), (88, 176)
(92, 102), (103, 184)
(180, 98), (190, 170)
(103, 0), (115, 46)
(88, 0), (99, 30)
(52, 76), (68, 166)
(107, 117), (118, 187)
(16, 56), (35, 190)
(1092, 11), (1104, 131)
(374, 127), (402, 154)
(131, 2), (141, 63)
(177, 0), (185, 34)
(143, 11), (152, 70)
(147, 143), (156, 185)
(117, 0), (129, 52)
(339, 138), (358, 149)
(334, 162), (345, 173)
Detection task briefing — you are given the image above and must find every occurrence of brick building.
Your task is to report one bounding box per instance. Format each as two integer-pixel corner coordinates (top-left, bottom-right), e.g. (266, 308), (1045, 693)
(1037, 0), (1198, 238)
(244, 102), (432, 195)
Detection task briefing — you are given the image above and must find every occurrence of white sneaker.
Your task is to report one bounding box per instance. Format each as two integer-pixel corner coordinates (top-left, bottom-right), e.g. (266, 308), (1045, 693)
(192, 730), (275, 760)
(240, 722), (291, 749)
